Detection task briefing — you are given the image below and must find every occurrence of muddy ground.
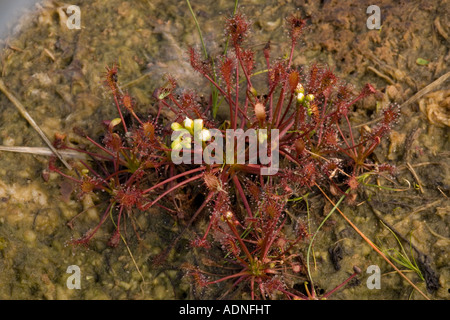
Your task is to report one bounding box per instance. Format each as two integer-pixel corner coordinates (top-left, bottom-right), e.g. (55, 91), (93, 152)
(0, 0), (448, 300)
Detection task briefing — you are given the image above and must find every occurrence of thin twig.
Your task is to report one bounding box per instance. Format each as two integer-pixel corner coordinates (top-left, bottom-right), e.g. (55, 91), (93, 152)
(401, 71), (450, 108)
(407, 199), (443, 217)
(121, 73), (150, 88)
(0, 145), (88, 160)
(424, 222), (450, 241)
(367, 66), (395, 84)
(406, 162), (424, 194)
(0, 78), (72, 170)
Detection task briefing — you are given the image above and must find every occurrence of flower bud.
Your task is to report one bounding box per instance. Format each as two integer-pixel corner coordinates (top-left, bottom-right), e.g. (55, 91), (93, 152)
(254, 103), (266, 122)
(294, 83), (304, 94)
(110, 118), (122, 129)
(171, 138), (182, 151)
(200, 128), (211, 141)
(296, 92), (305, 103)
(294, 139), (305, 154)
(223, 211), (234, 221)
(258, 130), (268, 143)
(193, 119), (204, 133)
(181, 136), (192, 149)
(171, 122), (184, 131)
(183, 117), (194, 132)
(306, 94), (315, 102)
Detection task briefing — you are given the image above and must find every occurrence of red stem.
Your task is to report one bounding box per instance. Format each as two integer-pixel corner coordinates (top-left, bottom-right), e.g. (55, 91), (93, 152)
(321, 272), (358, 299)
(142, 166), (210, 194)
(232, 175), (253, 218)
(112, 92), (128, 134)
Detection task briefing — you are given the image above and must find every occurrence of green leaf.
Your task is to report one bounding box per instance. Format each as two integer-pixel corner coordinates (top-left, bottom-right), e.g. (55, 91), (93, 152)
(416, 58), (429, 66)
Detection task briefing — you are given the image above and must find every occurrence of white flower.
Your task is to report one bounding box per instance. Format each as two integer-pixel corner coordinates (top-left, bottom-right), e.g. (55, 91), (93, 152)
(171, 138), (182, 151)
(200, 128), (211, 141)
(183, 117), (194, 132)
(297, 92), (305, 103)
(171, 122), (184, 131)
(258, 130), (268, 143)
(294, 83), (304, 94)
(193, 119), (204, 137)
(171, 130), (192, 150)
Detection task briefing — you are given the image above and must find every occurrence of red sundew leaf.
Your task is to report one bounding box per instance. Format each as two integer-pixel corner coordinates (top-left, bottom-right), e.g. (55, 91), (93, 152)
(80, 177), (96, 194)
(268, 59), (288, 89)
(288, 70), (300, 93)
(240, 48), (255, 75)
(107, 229), (121, 248)
(360, 83), (378, 97)
(286, 14), (307, 45)
(156, 74), (177, 100)
(225, 12), (251, 47)
(347, 176), (359, 190)
(336, 83), (353, 102)
(104, 63), (119, 93)
(179, 90), (202, 116)
(103, 132), (122, 152)
(317, 68), (337, 96)
(307, 63), (319, 94)
(115, 186), (144, 211)
(121, 93), (135, 112)
(322, 127), (339, 149)
(191, 237), (211, 249)
(381, 102), (401, 126)
(189, 47), (211, 76)
(377, 163), (397, 177)
(260, 278), (285, 298)
(142, 122), (156, 140)
(222, 235), (241, 258)
(203, 171), (221, 192)
(218, 55), (235, 93)
(370, 103), (401, 139)
(190, 269), (209, 288)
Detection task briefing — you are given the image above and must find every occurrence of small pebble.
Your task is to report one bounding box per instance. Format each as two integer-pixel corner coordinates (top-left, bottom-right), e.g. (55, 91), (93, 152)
(23, 230), (37, 243)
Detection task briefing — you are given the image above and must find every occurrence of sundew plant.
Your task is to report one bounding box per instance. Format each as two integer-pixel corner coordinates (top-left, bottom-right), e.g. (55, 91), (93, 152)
(48, 8), (433, 300)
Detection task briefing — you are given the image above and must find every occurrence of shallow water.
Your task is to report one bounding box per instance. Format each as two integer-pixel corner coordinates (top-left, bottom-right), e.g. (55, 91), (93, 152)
(0, 0), (448, 300)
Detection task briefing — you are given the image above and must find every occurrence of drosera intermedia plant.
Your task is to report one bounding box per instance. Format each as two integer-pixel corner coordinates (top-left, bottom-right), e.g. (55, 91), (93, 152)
(46, 6), (433, 300)
(185, 179), (363, 300)
(49, 63), (178, 247)
(186, 180), (308, 299)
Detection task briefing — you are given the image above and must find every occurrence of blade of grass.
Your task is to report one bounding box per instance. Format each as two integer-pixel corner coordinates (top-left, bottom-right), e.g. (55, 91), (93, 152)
(186, 0), (208, 59)
(379, 221), (424, 281)
(315, 183), (430, 300)
(186, 0), (239, 118)
(306, 190), (348, 297)
(186, 0), (219, 117)
(109, 203), (146, 292)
